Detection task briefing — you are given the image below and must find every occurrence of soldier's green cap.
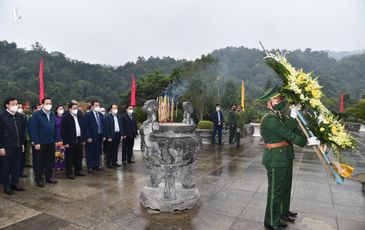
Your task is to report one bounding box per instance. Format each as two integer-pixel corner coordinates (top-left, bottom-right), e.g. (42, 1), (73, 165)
(259, 85), (282, 100)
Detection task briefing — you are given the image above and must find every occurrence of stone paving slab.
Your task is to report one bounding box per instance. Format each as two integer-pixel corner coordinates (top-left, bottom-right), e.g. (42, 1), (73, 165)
(0, 135), (365, 229)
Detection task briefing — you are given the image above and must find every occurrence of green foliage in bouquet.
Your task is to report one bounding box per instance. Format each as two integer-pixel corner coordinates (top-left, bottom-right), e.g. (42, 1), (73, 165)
(197, 120), (214, 129)
(264, 52), (356, 159)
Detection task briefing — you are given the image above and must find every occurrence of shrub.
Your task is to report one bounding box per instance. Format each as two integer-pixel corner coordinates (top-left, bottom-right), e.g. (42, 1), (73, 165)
(197, 120), (214, 129)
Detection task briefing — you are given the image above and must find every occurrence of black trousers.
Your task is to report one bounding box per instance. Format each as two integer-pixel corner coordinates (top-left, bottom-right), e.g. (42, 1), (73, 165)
(1, 146), (21, 188)
(34, 143), (55, 181)
(122, 137), (134, 162)
(105, 133), (121, 166)
(65, 138), (83, 176)
(19, 147), (25, 175)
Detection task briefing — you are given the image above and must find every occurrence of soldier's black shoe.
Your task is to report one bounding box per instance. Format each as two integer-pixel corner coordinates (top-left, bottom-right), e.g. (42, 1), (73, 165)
(288, 210), (298, 217)
(11, 185), (26, 191)
(4, 187), (14, 195)
(264, 223), (281, 230)
(281, 214), (295, 223)
(280, 222), (288, 228)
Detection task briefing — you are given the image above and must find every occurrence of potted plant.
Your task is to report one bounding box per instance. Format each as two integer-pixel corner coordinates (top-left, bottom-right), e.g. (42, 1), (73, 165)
(345, 99), (365, 132)
(195, 120), (214, 144)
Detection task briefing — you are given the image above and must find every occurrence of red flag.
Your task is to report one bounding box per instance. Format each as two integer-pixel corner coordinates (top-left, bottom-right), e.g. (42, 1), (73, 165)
(39, 58), (44, 103)
(340, 92), (344, 113)
(131, 74), (136, 106)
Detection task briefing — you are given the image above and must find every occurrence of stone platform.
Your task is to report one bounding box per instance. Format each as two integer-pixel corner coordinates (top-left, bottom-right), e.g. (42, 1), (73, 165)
(1, 134), (365, 230)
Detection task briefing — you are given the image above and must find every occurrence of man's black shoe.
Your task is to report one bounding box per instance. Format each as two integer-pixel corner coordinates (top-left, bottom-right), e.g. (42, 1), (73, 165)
(46, 178), (58, 184)
(264, 223), (281, 230)
(288, 211), (298, 217)
(75, 171), (87, 176)
(4, 187), (14, 195)
(36, 180), (45, 188)
(281, 215), (295, 223)
(94, 167), (104, 171)
(107, 165), (115, 169)
(88, 168), (93, 174)
(127, 161), (135, 164)
(11, 185), (26, 191)
(122, 161), (127, 165)
(112, 163), (122, 167)
(19, 173), (28, 178)
(66, 175), (75, 180)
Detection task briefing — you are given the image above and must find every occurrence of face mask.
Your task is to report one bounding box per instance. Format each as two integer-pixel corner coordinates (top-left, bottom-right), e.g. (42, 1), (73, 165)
(44, 104), (52, 111)
(9, 105), (18, 113)
(58, 109), (64, 115)
(17, 108), (23, 113)
(273, 101), (286, 111)
(112, 109), (118, 114)
(71, 109), (78, 115)
(94, 106), (100, 112)
(216, 107), (220, 111)
(101, 112), (106, 115)
(128, 109), (133, 114)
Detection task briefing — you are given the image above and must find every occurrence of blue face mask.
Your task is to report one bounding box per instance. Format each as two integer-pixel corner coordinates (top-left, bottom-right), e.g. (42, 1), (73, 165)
(273, 101), (286, 111)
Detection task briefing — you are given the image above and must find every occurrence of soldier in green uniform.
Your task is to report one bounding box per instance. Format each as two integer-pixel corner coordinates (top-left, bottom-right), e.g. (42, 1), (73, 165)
(259, 86), (320, 230)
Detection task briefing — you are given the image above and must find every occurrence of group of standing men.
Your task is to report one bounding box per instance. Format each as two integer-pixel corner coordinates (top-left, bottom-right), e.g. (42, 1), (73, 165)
(0, 97), (138, 194)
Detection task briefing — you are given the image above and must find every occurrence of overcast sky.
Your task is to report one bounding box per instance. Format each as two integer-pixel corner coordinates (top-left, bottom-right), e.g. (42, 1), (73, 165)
(1, 0), (364, 65)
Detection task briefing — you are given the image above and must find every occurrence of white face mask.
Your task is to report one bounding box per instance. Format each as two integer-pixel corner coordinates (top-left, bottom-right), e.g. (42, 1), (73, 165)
(112, 109), (118, 114)
(58, 109), (64, 115)
(71, 109), (78, 115)
(9, 105), (18, 113)
(44, 104), (52, 111)
(216, 107), (221, 111)
(17, 108), (23, 113)
(101, 112), (106, 115)
(128, 109), (133, 114)
(94, 106), (100, 112)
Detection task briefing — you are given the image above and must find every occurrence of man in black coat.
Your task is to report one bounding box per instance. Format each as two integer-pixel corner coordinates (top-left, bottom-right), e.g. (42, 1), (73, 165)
(0, 97), (26, 195)
(61, 101), (86, 179)
(120, 105), (138, 165)
(211, 104), (225, 145)
(104, 104), (122, 168)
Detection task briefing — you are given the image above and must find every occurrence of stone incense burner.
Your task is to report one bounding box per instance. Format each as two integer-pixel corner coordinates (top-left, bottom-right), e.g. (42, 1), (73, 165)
(139, 100), (202, 212)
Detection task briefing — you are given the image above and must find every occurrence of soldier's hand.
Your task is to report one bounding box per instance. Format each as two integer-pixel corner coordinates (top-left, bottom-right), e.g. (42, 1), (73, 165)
(0, 148), (6, 156)
(307, 136), (320, 146)
(289, 104), (300, 119)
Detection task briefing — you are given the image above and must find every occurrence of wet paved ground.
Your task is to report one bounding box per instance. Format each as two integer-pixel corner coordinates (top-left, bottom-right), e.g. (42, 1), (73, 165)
(1, 134), (365, 230)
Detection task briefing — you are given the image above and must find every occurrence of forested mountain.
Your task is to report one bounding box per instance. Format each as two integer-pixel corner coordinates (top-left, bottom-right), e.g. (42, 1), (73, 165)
(0, 41), (185, 106)
(1, 40), (364, 111)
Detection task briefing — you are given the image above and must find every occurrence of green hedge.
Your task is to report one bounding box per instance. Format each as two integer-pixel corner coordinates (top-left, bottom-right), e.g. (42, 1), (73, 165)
(197, 120), (214, 129)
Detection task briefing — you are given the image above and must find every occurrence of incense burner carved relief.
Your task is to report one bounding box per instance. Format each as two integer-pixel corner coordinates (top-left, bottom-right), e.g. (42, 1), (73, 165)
(140, 99), (202, 212)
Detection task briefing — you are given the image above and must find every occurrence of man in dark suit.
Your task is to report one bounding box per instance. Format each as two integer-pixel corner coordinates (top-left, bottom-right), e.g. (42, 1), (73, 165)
(121, 105), (138, 165)
(29, 97), (58, 187)
(84, 100), (105, 172)
(104, 104), (122, 168)
(211, 104), (225, 145)
(17, 103), (28, 177)
(61, 101), (86, 179)
(0, 97), (27, 194)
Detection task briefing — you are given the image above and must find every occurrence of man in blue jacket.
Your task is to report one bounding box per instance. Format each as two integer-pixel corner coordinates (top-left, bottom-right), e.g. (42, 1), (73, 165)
(0, 97), (27, 194)
(29, 97), (57, 187)
(211, 104), (225, 145)
(104, 104), (122, 168)
(84, 100), (105, 172)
